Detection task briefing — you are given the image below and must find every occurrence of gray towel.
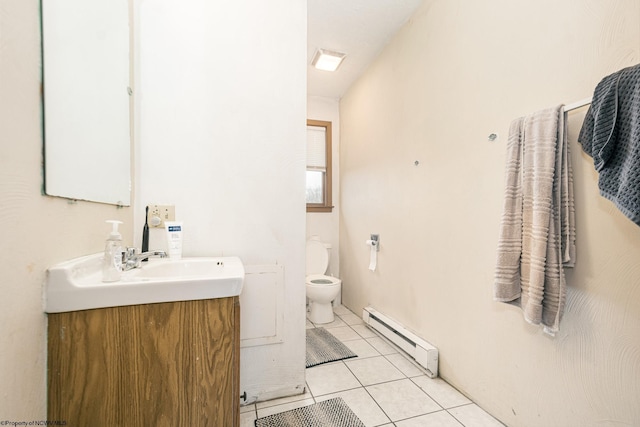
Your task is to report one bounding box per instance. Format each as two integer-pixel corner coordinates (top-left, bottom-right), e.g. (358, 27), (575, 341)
(578, 64), (640, 226)
(495, 106), (576, 334)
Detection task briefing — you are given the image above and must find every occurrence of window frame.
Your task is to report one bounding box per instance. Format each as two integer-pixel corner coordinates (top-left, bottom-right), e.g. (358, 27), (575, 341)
(306, 119), (333, 213)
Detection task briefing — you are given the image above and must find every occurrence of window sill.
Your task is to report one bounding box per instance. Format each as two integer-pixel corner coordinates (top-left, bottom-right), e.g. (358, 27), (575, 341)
(306, 205), (334, 213)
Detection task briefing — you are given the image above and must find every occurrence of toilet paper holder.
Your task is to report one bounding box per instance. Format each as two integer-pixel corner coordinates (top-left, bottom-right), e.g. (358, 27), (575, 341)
(367, 234), (380, 252)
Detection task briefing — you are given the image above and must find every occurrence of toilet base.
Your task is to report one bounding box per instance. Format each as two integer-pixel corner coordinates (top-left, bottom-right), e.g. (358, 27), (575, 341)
(308, 301), (334, 324)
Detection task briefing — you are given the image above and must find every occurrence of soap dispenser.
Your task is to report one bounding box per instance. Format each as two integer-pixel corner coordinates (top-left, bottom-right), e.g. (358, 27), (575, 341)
(102, 220), (123, 282)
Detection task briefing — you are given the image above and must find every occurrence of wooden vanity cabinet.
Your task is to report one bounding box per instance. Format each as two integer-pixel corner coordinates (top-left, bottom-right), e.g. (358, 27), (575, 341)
(48, 297), (240, 427)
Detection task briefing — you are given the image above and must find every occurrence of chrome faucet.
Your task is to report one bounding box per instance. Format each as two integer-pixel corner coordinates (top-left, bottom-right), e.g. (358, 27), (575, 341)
(123, 248), (167, 270)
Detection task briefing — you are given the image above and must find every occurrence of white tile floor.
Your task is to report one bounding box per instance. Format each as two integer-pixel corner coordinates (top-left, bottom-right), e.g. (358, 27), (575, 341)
(240, 305), (505, 427)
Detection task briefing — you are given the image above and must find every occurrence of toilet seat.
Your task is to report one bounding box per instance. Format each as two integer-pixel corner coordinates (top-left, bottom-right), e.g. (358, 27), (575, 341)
(306, 274), (341, 286)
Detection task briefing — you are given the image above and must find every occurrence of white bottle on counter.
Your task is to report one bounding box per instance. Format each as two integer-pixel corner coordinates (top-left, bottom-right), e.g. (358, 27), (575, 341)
(102, 220), (123, 282)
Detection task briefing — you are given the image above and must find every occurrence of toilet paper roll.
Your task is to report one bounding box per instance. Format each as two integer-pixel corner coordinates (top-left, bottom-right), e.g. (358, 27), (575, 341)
(366, 240), (377, 271)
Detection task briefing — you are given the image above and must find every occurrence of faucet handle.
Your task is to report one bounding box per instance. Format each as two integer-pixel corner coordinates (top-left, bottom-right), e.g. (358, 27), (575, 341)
(125, 247), (137, 260)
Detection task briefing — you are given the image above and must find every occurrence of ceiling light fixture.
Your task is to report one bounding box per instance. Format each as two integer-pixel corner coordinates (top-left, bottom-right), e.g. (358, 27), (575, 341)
(311, 48), (346, 72)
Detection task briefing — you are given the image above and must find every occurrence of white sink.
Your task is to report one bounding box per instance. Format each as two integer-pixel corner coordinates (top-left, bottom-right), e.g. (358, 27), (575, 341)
(44, 253), (244, 313)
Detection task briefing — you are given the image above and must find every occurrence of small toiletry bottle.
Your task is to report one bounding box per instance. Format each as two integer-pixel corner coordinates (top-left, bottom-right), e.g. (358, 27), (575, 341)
(164, 221), (183, 260)
(102, 220), (123, 282)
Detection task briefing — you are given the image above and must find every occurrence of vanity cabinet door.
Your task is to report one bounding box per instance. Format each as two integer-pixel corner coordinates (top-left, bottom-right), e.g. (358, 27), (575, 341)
(48, 297), (239, 427)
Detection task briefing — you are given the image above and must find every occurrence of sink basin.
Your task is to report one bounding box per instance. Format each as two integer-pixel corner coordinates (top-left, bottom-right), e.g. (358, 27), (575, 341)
(44, 253), (244, 313)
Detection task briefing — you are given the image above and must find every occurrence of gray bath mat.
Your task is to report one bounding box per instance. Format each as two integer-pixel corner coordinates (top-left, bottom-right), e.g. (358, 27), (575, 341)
(255, 397), (365, 427)
(306, 327), (357, 368)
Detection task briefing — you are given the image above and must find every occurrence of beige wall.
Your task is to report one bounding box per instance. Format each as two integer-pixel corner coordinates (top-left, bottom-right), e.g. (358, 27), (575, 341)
(0, 0), (133, 418)
(339, 1), (640, 426)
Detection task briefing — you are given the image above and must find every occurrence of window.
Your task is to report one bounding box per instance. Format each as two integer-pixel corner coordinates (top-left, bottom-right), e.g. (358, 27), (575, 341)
(306, 119), (333, 212)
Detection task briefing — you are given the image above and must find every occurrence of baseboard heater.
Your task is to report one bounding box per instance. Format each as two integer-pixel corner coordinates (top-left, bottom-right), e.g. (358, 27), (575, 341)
(362, 306), (438, 378)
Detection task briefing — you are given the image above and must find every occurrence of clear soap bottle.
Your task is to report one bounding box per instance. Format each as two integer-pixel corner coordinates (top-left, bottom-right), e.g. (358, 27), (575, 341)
(102, 220), (123, 282)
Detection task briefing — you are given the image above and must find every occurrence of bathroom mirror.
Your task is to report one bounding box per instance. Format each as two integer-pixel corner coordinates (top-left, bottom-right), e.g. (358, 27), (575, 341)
(42, 0), (131, 206)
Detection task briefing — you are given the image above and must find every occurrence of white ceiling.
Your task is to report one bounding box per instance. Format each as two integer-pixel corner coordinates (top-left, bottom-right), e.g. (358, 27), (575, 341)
(307, 0), (424, 99)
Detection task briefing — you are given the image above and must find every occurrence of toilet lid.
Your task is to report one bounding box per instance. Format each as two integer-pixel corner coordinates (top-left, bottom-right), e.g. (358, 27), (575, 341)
(306, 240), (329, 275)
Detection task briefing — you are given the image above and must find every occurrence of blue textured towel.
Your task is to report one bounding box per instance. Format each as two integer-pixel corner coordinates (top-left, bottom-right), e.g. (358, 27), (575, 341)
(578, 64), (640, 226)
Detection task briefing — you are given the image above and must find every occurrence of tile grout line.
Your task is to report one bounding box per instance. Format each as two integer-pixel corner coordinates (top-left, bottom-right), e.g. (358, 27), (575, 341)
(336, 312), (430, 426)
(336, 309), (463, 426)
(341, 356), (396, 425)
(306, 307), (485, 427)
(339, 307), (504, 427)
(320, 315), (398, 427)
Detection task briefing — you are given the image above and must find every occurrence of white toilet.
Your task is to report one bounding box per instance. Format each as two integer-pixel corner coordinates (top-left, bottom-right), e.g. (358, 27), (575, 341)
(306, 238), (341, 324)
